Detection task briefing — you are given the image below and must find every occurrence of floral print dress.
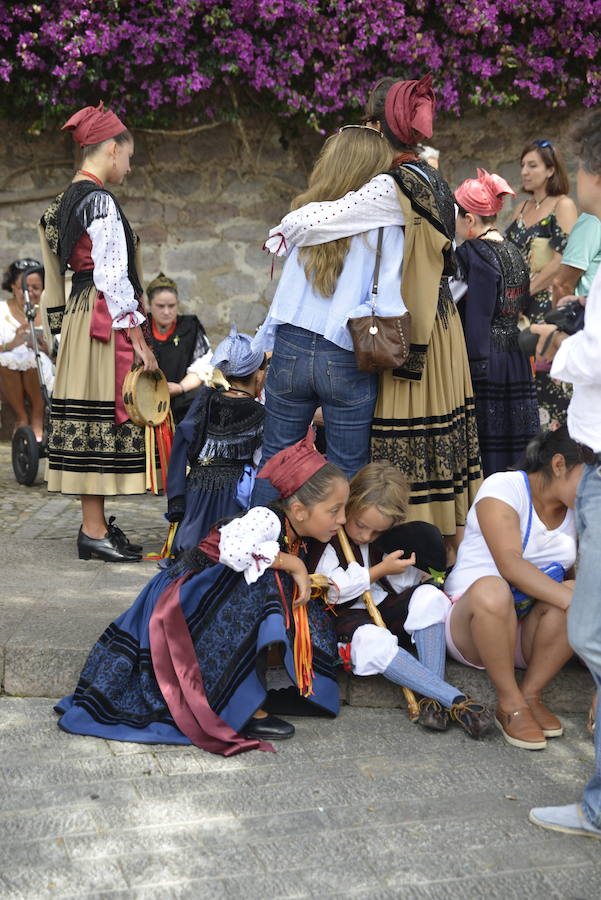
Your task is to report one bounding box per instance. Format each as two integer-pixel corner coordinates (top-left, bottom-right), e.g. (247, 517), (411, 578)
(506, 209), (571, 430)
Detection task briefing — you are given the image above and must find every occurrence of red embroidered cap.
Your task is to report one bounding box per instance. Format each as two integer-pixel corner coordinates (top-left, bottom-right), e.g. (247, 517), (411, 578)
(62, 101), (128, 148)
(455, 168), (516, 217)
(384, 74), (436, 145)
(257, 425), (328, 498)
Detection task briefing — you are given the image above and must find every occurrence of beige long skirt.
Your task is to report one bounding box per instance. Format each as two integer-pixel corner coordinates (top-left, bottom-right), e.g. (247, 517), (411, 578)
(371, 301), (483, 534)
(47, 285), (146, 496)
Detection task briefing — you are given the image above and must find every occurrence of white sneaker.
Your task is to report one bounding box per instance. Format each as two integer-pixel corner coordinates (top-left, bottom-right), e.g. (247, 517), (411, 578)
(529, 803), (601, 839)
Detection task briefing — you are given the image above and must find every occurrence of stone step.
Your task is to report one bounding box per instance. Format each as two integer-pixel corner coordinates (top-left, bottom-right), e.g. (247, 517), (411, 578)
(338, 660), (593, 714)
(0, 537), (593, 714)
(2, 623), (593, 715)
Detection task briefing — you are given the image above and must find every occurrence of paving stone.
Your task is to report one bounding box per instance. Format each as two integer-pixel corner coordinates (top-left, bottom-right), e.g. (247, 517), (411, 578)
(117, 844), (263, 888)
(0, 837), (68, 868)
(386, 869), (589, 900)
(0, 859), (128, 899)
(64, 825), (201, 861)
(86, 891), (177, 900)
(220, 872), (313, 900)
(540, 863), (601, 898)
(1, 701), (601, 897)
(0, 807), (98, 843)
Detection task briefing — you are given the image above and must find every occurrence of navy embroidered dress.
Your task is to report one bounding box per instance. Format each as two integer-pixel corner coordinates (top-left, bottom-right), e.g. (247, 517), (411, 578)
(456, 237), (539, 477)
(167, 386), (265, 554)
(55, 507), (339, 753)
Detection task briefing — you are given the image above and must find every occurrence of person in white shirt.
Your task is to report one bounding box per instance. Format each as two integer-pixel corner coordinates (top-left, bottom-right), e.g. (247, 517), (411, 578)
(252, 125), (401, 505)
(529, 108), (601, 840)
(444, 428), (584, 750)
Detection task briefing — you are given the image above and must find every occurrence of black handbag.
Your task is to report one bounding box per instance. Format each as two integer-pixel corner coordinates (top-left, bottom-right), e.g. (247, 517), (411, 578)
(347, 227), (411, 372)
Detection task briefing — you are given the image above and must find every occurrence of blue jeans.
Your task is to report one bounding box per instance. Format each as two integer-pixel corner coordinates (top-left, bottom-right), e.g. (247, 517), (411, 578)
(253, 324), (378, 506)
(568, 462), (601, 828)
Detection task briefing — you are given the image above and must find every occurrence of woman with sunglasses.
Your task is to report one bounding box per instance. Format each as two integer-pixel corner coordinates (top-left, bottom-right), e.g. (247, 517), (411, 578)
(506, 140), (578, 430)
(263, 76), (483, 560)
(252, 124), (399, 501)
(0, 259), (53, 440)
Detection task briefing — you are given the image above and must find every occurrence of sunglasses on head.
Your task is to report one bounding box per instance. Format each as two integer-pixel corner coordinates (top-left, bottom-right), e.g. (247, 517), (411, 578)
(339, 124), (384, 138)
(15, 258), (42, 271)
(535, 140), (553, 150)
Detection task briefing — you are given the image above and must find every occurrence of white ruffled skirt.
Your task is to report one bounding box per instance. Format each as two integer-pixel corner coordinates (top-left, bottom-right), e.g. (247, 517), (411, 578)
(0, 345), (54, 392)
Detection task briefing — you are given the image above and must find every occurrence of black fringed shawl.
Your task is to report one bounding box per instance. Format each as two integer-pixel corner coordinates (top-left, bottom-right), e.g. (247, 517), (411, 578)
(40, 181), (143, 298)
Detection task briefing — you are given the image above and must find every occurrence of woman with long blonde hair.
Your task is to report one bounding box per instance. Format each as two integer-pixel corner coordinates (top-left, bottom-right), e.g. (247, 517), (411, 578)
(253, 126), (401, 503)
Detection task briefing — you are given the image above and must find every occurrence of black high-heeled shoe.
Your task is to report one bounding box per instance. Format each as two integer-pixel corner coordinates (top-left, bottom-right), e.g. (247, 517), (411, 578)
(107, 516), (143, 553)
(77, 528), (143, 562)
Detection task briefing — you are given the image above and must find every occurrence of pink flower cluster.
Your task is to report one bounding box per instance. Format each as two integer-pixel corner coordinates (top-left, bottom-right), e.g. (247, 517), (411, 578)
(0, 1), (599, 126)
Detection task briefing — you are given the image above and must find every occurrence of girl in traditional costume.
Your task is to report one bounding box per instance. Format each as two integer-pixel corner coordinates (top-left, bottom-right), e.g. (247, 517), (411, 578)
(55, 428), (347, 753)
(147, 272), (212, 424)
(265, 75), (483, 558)
(309, 462), (493, 736)
(166, 326), (267, 554)
(453, 170), (539, 477)
(38, 103), (156, 562)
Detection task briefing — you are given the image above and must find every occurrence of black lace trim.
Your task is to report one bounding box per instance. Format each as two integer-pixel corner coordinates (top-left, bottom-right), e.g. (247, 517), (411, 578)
(388, 160), (457, 277)
(41, 182), (143, 298)
(186, 460), (246, 493)
(188, 390), (265, 465)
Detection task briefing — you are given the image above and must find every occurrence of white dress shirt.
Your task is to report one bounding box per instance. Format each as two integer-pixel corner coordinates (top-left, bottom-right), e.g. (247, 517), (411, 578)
(551, 264), (601, 452)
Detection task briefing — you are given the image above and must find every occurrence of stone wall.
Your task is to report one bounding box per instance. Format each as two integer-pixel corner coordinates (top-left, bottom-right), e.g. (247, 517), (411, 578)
(0, 102), (582, 352)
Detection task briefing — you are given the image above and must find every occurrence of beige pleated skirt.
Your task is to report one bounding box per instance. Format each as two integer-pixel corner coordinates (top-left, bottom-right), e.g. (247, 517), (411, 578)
(371, 300), (483, 534)
(47, 285), (146, 496)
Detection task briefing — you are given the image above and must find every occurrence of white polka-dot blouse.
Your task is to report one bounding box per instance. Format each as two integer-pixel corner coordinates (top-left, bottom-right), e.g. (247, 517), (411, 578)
(86, 194), (145, 331)
(218, 507), (281, 584)
(264, 174), (405, 254)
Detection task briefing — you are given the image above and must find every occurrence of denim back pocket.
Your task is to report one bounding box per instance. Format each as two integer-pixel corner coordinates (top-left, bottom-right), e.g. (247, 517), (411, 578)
(327, 360), (377, 406)
(266, 352), (296, 396)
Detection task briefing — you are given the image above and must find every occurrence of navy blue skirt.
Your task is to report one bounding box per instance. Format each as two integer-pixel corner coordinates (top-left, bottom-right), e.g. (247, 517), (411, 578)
(55, 564), (339, 746)
(474, 346), (539, 477)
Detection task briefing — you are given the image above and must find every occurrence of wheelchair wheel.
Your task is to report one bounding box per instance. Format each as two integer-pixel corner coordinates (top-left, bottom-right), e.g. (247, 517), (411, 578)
(12, 425), (40, 485)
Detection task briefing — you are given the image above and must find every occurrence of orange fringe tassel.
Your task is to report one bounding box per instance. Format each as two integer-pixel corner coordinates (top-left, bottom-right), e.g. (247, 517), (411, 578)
(292, 596), (314, 698)
(274, 572), (314, 696)
(145, 413), (175, 495)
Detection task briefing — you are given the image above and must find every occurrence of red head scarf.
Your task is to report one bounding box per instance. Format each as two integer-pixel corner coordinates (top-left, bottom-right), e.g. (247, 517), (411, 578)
(455, 168), (516, 217)
(62, 101), (128, 148)
(384, 74), (436, 145)
(257, 426), (328, 499)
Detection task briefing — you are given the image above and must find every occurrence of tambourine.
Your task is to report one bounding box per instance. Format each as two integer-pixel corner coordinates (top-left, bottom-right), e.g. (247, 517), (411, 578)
(122, 364), (170, 427)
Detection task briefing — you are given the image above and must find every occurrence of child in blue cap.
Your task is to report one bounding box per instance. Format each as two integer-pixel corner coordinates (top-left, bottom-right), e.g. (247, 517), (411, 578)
(166, 325), (267, 554)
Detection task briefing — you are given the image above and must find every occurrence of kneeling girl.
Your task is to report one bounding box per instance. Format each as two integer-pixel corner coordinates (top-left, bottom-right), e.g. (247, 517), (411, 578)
(56, 427), (347, 755)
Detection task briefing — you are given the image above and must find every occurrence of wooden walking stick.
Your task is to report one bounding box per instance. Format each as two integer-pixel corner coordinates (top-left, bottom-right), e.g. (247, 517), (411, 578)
(336, 527), (419, 720)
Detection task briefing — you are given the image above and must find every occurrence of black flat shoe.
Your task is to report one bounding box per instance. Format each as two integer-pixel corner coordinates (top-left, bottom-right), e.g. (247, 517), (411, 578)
(107, 516), (143, 553)
(242, 714), (295, 741)
(77, 528), (143, 562)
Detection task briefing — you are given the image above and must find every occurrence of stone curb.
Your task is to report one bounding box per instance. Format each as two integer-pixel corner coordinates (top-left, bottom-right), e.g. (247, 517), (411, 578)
(1, 626), (593, 712)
